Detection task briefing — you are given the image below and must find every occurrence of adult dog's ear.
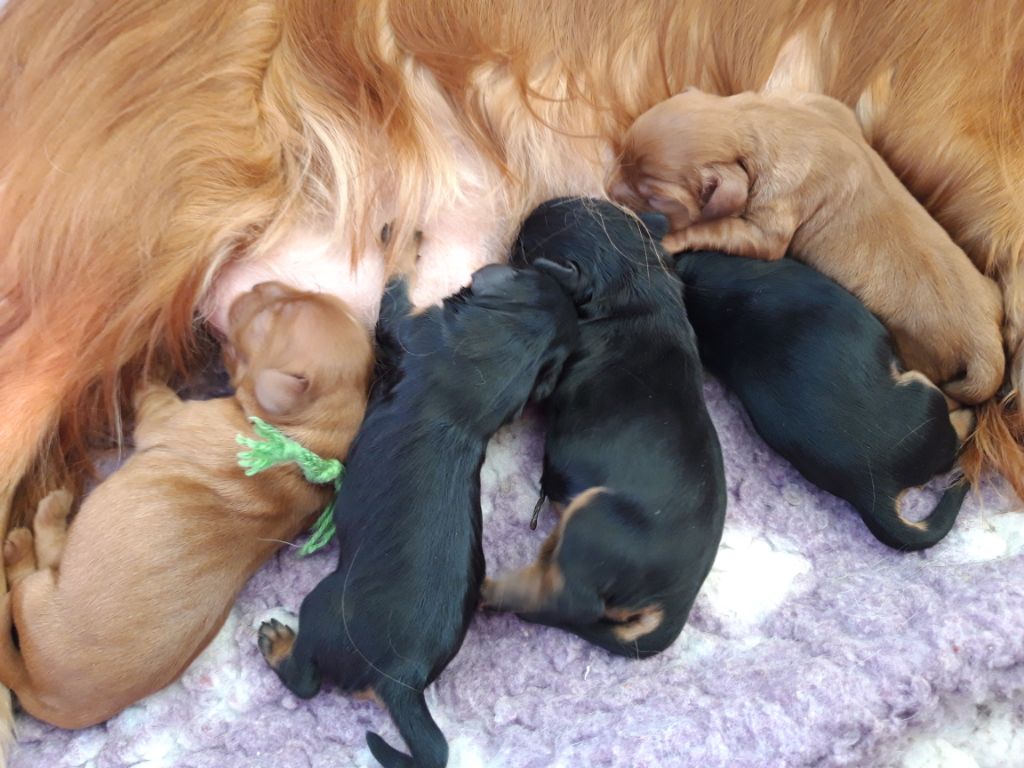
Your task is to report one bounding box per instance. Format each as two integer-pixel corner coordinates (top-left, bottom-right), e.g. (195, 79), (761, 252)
(699, 162), (750, 220)
(254, 369), (309, 415)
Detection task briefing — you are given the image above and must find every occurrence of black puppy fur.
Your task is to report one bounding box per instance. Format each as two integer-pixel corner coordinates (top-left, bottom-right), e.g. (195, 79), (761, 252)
(257, 265), (578, 768)
(675, 251), (971, 551)
(483, 197), (727, 659)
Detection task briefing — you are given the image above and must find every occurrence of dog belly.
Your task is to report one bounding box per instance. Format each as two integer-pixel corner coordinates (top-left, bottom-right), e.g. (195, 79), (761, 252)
(202, 232), (388, 335)
(203, 222), (506, 337)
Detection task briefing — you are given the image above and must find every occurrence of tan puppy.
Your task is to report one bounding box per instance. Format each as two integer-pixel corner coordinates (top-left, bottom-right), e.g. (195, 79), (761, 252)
(0, 281), (372, 729)
(610, 88), (1005, 406)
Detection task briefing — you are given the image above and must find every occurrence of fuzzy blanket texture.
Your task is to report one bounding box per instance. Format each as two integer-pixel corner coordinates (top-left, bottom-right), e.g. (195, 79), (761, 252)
(10, 375), (1024, 768)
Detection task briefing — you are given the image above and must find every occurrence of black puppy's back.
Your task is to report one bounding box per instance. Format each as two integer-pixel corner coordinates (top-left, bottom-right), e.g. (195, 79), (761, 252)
(676, 252), (966, 550)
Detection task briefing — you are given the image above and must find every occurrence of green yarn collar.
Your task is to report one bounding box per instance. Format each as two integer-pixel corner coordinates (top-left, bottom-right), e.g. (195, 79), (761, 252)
(235, 416), (341, 556)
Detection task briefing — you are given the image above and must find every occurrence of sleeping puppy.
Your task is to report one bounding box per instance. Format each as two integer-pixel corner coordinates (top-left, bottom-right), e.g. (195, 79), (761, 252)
(676, 251), (972, 550)
(482, 197), (726, 659)
(0, 281), (372, 729)
(257, 266), (578, 768)
(610, 87), (1005, 406)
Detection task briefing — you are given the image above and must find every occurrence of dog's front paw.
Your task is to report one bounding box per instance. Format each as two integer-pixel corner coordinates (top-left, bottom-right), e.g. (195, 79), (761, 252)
(258, 618), (297, 669)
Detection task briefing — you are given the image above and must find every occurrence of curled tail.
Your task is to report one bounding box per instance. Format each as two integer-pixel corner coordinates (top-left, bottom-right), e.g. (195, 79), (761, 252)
(366, 681), (448, 768)
(858, 481), (969, 551)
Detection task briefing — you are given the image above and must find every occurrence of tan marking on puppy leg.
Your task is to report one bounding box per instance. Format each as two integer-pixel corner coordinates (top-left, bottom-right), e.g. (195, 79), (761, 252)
(607, 605), (666, 643)
(257, 619), (296, 670)
(893, 368), (942, 391)
(484, 487), (609, 612)
(481, 561), (565, 612)
(32, 489), (73, 570)
(352, 687), (383, 706)
(3, 529), (37, 586)
(892, 490), (928, 531)
(560, 487), (607, 518)
(950, 409), (977, 442)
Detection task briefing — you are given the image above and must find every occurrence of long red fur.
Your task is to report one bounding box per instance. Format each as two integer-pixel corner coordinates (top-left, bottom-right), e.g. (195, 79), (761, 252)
(3, 0), (1024, 754)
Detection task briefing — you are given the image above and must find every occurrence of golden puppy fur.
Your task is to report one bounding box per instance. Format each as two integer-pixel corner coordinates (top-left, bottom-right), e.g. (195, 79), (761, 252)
(0, 281), (371, 730)
(2, 0), (1024, 752)
(611, 88), (1006, 405)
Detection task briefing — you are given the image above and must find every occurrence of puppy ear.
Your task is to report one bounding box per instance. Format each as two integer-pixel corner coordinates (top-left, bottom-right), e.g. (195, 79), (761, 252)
(637, 212), (670, 241)
(471, 264), (517, 295)
(253, 369), (309, 416)
(699, 163), (750, 220)
(377, 275), (412, 336)
(529, 352), (568, 404)
(532, 258), (581, 293)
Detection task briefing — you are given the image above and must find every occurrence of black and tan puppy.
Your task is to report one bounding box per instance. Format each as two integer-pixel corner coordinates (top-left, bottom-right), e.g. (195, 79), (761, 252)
(483, 197), (726, 659)
(675, 251), (973, 550)
(257, 265), (578, 768)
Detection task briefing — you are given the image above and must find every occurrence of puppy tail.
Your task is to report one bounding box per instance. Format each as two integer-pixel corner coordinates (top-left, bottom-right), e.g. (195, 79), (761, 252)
(366, 682), (448, 768)
(859, 481), (968, 552)
(960, 394), (1024, 502)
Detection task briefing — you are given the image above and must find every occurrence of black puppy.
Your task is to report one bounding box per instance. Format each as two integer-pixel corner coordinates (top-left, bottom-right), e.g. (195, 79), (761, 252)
(675, 251), (973, 550)
(257, 265), (578, 768)
(483, 197), (727, 659)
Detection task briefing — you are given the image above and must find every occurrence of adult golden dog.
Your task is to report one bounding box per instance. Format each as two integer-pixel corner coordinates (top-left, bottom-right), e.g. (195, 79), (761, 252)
(2, 0), (1024, 758)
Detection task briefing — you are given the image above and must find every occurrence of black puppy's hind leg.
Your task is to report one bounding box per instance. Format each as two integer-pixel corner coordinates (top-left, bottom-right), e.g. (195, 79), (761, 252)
(482, 554), (605, 625)
(484, 487), (608, 622)
(366, 679), (448, 768)
(257, 619), (322, 699)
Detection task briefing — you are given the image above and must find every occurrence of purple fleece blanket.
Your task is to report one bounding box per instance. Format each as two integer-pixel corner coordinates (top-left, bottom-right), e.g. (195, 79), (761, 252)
(11, 378), (1024, 768)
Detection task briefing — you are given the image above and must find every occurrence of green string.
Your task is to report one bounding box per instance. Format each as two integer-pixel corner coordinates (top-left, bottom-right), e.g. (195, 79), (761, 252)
(236, 416), (342, 556)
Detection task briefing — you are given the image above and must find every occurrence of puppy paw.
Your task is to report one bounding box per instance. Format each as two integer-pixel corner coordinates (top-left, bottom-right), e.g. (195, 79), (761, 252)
(36, 489), (74, 527)
(3, 528), (37, 584)
(479, 578), (499, 610)
(258, 618), (297, 669)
